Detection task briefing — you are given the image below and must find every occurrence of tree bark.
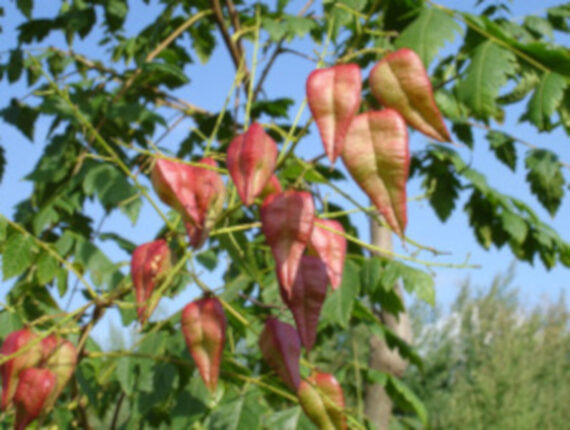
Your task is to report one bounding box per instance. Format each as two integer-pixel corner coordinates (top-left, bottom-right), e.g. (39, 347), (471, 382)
(364, 216), (413, 429)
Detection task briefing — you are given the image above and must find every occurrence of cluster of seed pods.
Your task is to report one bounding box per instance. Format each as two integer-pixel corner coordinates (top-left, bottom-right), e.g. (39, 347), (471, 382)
(0, 329), (77, 429)
(126, 47), (445, 429)
(0, 47), (445, 429)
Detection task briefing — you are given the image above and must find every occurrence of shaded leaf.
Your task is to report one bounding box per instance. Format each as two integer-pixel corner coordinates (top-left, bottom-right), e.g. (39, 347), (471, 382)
(486, 130), (517, 171)
(209, 391), (262, 430)
(1, 99), (40, 141)
(525, 149), (565, 216)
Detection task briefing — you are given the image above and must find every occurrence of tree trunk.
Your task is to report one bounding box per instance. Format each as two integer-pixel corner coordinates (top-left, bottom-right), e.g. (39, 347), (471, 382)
(364, 216), (413, 429)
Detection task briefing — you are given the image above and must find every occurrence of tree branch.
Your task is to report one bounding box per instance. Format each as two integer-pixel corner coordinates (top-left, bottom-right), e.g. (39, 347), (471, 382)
(210, 0), (251, 91)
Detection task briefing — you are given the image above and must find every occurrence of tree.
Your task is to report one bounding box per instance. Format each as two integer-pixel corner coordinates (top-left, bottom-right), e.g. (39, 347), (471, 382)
(405, 269), (570, 430)
(0, 0), (568, 429)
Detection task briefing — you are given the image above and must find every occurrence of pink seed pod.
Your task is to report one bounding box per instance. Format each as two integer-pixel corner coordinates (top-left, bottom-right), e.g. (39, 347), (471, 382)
(341, 110), (410, 237)
(227, 122), (278, 206)
(181, 296), (227, 392)
(307, 64), (362, 163)
(370, 48), (450, 142)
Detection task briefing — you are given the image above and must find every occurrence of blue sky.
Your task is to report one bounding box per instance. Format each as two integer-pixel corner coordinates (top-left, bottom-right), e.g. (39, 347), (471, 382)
(1, 1), (569, 348)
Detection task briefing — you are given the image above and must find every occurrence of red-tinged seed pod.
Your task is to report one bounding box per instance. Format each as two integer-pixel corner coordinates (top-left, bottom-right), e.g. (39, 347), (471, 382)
(227, 123), (278, 206)
(260, 190), (315, 298)
(131, 239), (172, 324)
(151, 158), (195, 217)
(370, 48), (451, 142)
(0, 329), (42, 411)
(186, 158), (225, 248)
(181, 297), (227, 392)
(341, 110), (409, 237)
(40, 336), (77, 410)
(14, 368), (56, 430)
(297, 372), (347, 430)
(279, 256), (328, 352)
(259, 318), (301, 390)
(151, 157), (225, 249)
(308, 219), (347, 290)
(306, 64), (362, 164)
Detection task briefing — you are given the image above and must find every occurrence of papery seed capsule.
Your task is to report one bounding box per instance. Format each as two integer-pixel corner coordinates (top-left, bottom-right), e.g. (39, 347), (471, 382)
(181, 297), (227, 392)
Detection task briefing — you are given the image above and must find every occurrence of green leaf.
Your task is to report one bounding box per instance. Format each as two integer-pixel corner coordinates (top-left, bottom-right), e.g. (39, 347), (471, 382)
(420, 150), (462, 222)
(209, 391), (262, 430)
(360, 256), (383, 294)
(0, 312), (23, 338)
(139, 62), (189, 89)
(525, 149), (565, 216)
(395, 8), (462, 66)
(547, 4), (570, 32)
(2, 233), (34, 280)
(457, 41), (517, 119)
(383, 261), (435, 305)
(17, 19), (53, 44)
(1, 99), (40, 141)
(262, 17), (287, 41)
(284, 16), (317, 39)
(486, 130), (517, 171)
(387, 376), (428, 425)
(497, 71), (539, 105)
(83, 164), (141, 223)
(171, 387), (207, 428)
(7, 49), (24, 83)
(251, 98), (294, 120)
(196, 249), (218, 271)
(74, 236), (120, 288)
(116, 357), (135, 396)
(221, 273), (252, 302)
(402, 266), (435, 306)
(16, 0), (33, 19)
(55, 267), (68, 297)
(500, 211), (528, 244)
(321, 260), (360, 328)
(451, 122), (473, 148)
(0, 217), (6, 242)
(265, 406), (317, 430)
(99, 232), (136, 254)
(105, 0), (128, 32)
(365, 369), (388, 386)
(524, 16), (554, 39)
(36, 252), (58, 285)
(137, 362), (179, 414)
(521, 72), (567, 130)
(190, 22), (216, 64)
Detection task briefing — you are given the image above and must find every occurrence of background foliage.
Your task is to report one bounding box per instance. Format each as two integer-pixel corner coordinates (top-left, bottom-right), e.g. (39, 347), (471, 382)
(406, 271), (570, 430)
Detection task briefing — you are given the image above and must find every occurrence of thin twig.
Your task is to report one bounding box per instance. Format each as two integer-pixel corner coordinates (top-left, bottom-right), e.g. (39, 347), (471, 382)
(210, 0), (251, 91)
